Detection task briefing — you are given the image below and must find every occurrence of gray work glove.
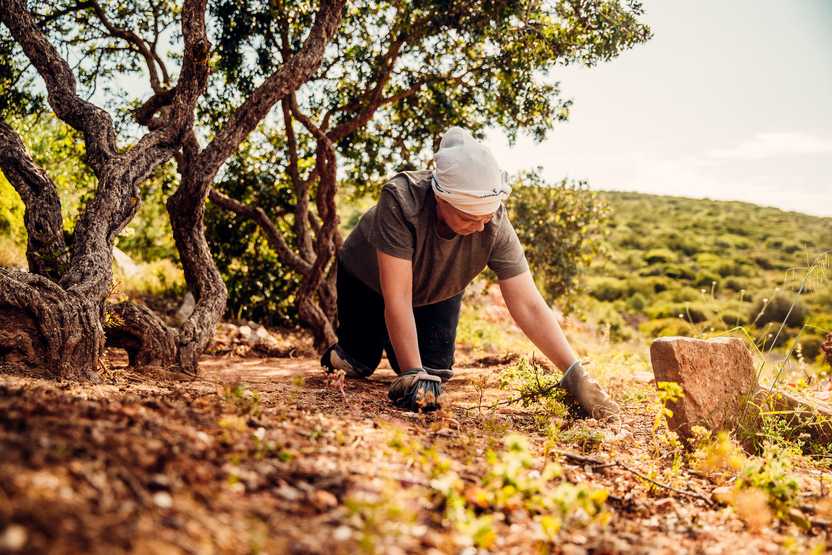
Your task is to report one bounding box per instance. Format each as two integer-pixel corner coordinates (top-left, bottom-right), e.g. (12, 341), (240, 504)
(398, 365), (453, 382)
(388, 369), (443, 412)
(558, 361), (621, 422)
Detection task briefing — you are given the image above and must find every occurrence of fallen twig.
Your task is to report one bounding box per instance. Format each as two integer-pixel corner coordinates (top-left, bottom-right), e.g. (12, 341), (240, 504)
(555, 449), (716, 508)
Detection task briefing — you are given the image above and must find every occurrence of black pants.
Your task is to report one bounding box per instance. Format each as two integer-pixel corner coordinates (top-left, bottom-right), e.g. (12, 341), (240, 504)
(335, 258), (462, 376)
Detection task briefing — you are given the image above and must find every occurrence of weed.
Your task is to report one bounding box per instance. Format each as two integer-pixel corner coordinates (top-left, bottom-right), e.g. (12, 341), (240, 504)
(223, 383), (262, 418)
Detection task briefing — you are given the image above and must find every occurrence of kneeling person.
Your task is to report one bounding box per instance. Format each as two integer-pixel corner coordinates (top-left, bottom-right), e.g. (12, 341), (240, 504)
(322, 127), (619, 420)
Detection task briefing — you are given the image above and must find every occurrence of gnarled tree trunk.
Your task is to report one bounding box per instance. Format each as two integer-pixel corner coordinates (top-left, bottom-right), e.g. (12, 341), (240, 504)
(0, 0), (210, 379)
(107, 0), (345, 368)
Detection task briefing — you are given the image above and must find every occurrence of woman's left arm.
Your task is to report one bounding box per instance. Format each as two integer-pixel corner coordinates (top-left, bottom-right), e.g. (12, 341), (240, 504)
(498, 270), (579, 371)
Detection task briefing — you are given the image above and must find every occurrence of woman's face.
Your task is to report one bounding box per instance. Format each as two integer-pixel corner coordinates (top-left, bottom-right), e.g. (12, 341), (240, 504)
(435, 198), (495, 235)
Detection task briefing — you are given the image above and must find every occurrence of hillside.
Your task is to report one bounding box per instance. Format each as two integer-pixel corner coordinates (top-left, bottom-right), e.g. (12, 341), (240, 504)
(575, 191), (831, 367)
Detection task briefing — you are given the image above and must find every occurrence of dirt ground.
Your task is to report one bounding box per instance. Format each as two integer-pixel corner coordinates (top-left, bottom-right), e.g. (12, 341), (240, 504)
(0, 347), (830, 554)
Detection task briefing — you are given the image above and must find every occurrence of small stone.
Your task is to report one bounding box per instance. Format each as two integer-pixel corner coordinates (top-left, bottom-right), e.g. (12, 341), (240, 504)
(0, 525), (27, 551)
(276, 484), (302, 501)
(313, 489), (338, 510)
(632, 371), (654, 383)
(333, 525), (352, 541)
(238, 325), (253, 340)
(153, 491), (173, 509)
(711, 486), (733, 505)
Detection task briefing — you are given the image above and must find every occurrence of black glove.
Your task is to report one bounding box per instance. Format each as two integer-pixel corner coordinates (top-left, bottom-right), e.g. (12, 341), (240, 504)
(388, 369), (442, 412)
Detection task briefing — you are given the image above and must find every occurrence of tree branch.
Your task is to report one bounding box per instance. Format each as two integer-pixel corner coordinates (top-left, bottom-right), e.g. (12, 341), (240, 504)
(0, 120), (68, 281)
(194, 0), (345, 186)
(207, 188), (312, 275)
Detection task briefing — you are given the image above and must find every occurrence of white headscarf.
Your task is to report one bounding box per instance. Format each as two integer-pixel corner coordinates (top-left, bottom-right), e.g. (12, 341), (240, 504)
(432, 127), (510, 216)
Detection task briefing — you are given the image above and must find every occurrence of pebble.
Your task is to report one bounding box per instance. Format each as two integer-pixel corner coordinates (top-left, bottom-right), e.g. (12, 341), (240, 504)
(0, 525), (27, 551)
(153, 491), (173, 509)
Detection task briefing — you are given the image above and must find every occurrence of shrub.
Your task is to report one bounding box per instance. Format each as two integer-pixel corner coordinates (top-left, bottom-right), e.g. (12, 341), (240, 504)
(647, 302), (709, 323)
(789, 334), (825, 361)
(662, 264), (696, 280)
(755, 325), (798, 350)
(507, 172), (609, 303)
(719, 311), (748, 327)
(716, 261), (752, 278)
(749, 294), (808, 328)
(644, 248), (675, 264)
(723, 277), (748, 292)
(627, 293), (647, 311)
(639, 318), (694, 338)
(587, 277), (626, 302)
(752, 255), (775, 270)
(694, 272), (720, 291)
(667, 287), (702, 303)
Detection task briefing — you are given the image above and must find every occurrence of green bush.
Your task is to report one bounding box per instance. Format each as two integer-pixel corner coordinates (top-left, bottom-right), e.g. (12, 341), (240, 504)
(627, 293), (647, 311)
(587, 276), (626, 302)
(789, 334), (825, 361)
(719, 311), (748, 327)
(508, 172), (609, 303)
(723, 277), (748, 292)
(716, 261), (752, 278)
(644, 248), (675, 264)
(661, 264), (696, 280)
(647, 302), (709, 324)
(749, 294), (808, 328)
(694, 272), (720, 291)
(667, 287), (702, 303)
(639, 318), (694, 338)
(755, 325), (798, 350)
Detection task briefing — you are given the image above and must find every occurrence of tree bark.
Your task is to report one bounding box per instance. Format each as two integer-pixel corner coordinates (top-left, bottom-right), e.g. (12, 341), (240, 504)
(0, 269), (102, 380)
(105, 301), (177, 368)
(0, 120), (68, 280)
(102, 0), (345, 372)
(823, 332), (832, 368)
(0, 0), (210, 379)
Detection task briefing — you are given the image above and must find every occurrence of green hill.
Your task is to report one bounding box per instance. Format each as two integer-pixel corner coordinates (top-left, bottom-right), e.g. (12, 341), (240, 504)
(577, 191), (832, 364)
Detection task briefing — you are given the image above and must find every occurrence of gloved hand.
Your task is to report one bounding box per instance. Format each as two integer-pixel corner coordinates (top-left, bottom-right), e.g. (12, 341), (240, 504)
(413, 366), (453, 382)
(388, 368), (443, 412)
(558, 361), (621, 422)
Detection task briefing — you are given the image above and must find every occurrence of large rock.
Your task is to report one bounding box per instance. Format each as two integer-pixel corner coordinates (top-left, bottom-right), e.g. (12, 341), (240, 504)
(651, 336), (832, 447)
(650, 337), (757, 442)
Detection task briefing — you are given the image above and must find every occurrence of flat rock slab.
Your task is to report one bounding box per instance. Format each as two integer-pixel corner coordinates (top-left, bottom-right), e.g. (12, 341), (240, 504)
(650, 336), (758, 442)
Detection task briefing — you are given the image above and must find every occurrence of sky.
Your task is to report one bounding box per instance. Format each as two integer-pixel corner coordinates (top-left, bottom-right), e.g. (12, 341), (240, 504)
(484, 0), (832, 217)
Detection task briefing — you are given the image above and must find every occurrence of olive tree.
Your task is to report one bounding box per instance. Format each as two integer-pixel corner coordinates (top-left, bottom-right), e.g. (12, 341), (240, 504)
(207, 0), (652, 347)
(0, 0), (345, 376)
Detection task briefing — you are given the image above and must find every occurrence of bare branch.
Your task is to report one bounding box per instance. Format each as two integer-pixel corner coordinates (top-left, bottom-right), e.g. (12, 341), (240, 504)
(207, 189), (312, 275)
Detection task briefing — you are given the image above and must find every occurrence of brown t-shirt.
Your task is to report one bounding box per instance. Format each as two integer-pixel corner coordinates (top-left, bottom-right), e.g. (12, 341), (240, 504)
(339, 170), (529, 306)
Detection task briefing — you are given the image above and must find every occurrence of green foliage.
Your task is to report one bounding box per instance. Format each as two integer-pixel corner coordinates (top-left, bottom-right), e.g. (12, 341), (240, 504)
(579, 192), (832, 361)
(498, 357), (569, 428)
(639, 318), (694, 339)
(750, 294), (808, 329)
(206, 144), (302, 326)
(507, 171), (610, 303)
(646, 302), (709, 324)
(790, 334), (826, 362)
(0, 115), (176, 268)
(735, 444), (800, 519)
(587, 276), (626, 302)
(425, 433), (609, 549)
(204, 0), (651, 324)
(644, 248), (675, 264)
